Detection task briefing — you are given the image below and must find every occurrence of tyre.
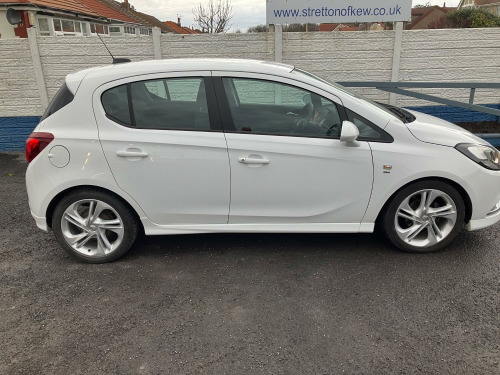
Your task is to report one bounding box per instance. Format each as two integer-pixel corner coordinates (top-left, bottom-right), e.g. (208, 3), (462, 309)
(382, 180), (465, 253)
(52, 189), (139, 263)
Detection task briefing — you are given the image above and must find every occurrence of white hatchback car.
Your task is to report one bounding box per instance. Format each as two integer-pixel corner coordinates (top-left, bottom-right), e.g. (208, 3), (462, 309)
(26, 59), (500, 263)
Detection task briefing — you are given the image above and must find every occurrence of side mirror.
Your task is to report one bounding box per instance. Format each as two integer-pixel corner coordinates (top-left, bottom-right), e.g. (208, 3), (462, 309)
(340, 121), (359, 142)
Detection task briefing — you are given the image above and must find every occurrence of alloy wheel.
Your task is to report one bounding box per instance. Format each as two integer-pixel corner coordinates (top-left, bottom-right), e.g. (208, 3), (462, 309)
(394, 189), (457, 248)
(60, 199), (124, 257)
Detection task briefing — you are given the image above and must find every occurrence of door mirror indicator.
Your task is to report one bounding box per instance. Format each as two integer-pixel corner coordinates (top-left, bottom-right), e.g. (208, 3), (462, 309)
(340, 121), (360, 143)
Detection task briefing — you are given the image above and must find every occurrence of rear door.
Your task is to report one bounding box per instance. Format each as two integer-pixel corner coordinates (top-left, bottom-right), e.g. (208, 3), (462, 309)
(213, 72), (374, 227)
(93, 72), (230, 226)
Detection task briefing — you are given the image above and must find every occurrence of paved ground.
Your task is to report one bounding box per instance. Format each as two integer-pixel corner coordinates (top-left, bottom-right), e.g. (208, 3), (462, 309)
(1, 152), (499, 374)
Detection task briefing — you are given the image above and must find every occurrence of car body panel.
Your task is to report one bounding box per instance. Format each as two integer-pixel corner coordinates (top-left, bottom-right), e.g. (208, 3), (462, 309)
(405, 109), (490, 147)
(25, 59), (500, 238)
(224, 132), (373, 224)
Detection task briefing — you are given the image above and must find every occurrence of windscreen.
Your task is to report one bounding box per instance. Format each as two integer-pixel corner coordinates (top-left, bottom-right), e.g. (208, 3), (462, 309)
(293, 68), (415, 123)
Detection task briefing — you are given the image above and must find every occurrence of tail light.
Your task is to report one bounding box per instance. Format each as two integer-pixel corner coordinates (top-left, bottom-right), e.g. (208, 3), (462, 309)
(26, 132), (54, 163)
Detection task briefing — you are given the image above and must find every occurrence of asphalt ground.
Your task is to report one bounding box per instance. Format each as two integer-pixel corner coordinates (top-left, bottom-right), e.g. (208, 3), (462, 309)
(1, 151), (499, 374)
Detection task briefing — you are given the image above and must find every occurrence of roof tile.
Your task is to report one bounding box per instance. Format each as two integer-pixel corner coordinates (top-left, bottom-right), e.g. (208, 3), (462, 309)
(0, 0), (100, 17)
(78, 0), (137, 23)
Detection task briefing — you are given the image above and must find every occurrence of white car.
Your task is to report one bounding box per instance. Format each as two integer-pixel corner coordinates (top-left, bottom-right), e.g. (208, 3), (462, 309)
(25, 59), (500, 263)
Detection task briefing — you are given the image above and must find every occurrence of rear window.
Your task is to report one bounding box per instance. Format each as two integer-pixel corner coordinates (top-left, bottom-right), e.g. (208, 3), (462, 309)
(101, 77), (211, 131)
(40, 84), (74, 121)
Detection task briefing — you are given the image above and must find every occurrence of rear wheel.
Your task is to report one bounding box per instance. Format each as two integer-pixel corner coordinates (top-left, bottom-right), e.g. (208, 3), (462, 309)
(382, 181), (465, 253)
(53, 189), (138, 263)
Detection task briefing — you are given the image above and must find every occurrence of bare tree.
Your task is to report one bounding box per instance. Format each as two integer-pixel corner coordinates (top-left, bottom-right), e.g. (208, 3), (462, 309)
(193, 0), (234, 33)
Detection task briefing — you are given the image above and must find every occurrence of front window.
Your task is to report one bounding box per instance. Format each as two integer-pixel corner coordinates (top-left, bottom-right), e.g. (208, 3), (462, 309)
(222, 78), (343, 138)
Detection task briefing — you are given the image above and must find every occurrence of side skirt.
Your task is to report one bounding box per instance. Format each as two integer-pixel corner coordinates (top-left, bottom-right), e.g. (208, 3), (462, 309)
(141, 221), (376, 236)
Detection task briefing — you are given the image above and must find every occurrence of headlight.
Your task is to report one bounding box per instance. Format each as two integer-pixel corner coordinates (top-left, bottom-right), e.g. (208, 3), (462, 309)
(455, 143), (500, 170)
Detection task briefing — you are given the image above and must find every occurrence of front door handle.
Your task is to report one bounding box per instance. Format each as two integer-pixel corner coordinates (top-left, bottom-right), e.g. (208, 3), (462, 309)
(116, 150), (149, 158)
(238, 157), (270, 165)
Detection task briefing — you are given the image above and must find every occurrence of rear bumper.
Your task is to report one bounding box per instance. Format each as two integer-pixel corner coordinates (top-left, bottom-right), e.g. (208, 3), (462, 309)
(31, 211), (49, 232)
(466, 208), (500, 231)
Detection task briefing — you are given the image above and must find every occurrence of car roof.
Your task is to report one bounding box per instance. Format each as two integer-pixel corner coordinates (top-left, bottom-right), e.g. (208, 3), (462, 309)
(108, 58), (295, 75)
(66, 58), (295, 93)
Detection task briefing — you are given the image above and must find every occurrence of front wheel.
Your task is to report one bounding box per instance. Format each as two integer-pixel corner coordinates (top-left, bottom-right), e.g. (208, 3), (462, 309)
(382, 181), (465, 253)
(52, 189), (139, 263)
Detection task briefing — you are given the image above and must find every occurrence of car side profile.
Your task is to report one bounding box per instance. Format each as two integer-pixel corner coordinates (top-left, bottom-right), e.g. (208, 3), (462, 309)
(25, 59), (500, 263)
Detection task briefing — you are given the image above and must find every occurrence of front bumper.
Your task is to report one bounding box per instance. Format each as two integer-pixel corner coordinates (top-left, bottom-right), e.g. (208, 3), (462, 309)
(466, 207), (500, 231)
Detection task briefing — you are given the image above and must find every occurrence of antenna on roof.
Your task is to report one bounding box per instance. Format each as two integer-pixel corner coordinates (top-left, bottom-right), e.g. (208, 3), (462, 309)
(96, 32), (131, 64)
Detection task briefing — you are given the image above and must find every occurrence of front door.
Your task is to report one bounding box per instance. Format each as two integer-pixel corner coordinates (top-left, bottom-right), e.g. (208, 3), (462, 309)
(214, 74), (374, 226)
(94, 72), (230, 225)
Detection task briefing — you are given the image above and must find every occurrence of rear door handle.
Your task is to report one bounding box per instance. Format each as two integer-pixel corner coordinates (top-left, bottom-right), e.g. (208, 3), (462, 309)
(238, 157), (270, 165)
(116, 150), (149, 158)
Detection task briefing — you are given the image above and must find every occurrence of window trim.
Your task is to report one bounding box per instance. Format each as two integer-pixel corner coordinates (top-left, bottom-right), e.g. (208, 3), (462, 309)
(100, 76), (223, 133)
(213, 75), (393, 143)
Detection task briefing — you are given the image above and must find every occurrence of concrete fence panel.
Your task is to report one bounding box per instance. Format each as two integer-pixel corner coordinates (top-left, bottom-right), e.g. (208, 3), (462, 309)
(0, 28), (499, 150)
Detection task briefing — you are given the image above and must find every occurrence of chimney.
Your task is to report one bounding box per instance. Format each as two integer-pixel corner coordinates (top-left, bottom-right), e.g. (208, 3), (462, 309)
(124, 0), (130, 9)
(177, 16), (181, 27)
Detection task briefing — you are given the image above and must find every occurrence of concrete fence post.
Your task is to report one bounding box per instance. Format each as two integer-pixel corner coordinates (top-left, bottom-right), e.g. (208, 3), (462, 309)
(27, 28), (49, 109)
(274, 24), (283, 63)
(152, 27), (162, 60)
(390, 22), (404, 105)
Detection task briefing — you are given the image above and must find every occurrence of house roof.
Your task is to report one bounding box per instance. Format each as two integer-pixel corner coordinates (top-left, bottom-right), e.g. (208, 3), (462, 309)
(96, 0), (179, 32)
(77, 0), (137, 23)
(475, 0), (500, 4)
(408, 5), (457, 30)
(163, 21), (201, 34)
(183, 27), (200, 34)
(0, 0), (198, 33)
(0, 0), (99, 17)
(459, 0), (500, 6)
(319, 23), (360, 32)
(132, 11), (177, 33)
(319, 23), (339, 32)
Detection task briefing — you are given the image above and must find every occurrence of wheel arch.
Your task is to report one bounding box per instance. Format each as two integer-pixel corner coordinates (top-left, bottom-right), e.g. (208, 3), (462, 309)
(375, 176), (473, 226)
(46, 185), (144, 233)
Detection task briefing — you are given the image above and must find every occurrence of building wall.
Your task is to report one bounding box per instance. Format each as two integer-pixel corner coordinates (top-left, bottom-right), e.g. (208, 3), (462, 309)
(0, 28), (499, 150)
(0, 10), (17, 39)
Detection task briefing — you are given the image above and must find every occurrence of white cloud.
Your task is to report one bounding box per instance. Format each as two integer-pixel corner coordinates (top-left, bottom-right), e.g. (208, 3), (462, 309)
(128, 0), (461, 31)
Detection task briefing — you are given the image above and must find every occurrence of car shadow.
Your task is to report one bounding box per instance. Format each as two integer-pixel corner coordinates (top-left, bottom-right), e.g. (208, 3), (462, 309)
(123, 225), (488, 264)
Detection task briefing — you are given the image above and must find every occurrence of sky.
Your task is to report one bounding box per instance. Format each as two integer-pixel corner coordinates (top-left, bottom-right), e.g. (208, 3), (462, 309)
(129, 0), (461, 31)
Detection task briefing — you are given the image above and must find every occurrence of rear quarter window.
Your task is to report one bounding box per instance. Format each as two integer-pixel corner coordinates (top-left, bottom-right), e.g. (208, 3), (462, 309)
(101, 85), (131, 125)
(41, 84), (74, 121)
